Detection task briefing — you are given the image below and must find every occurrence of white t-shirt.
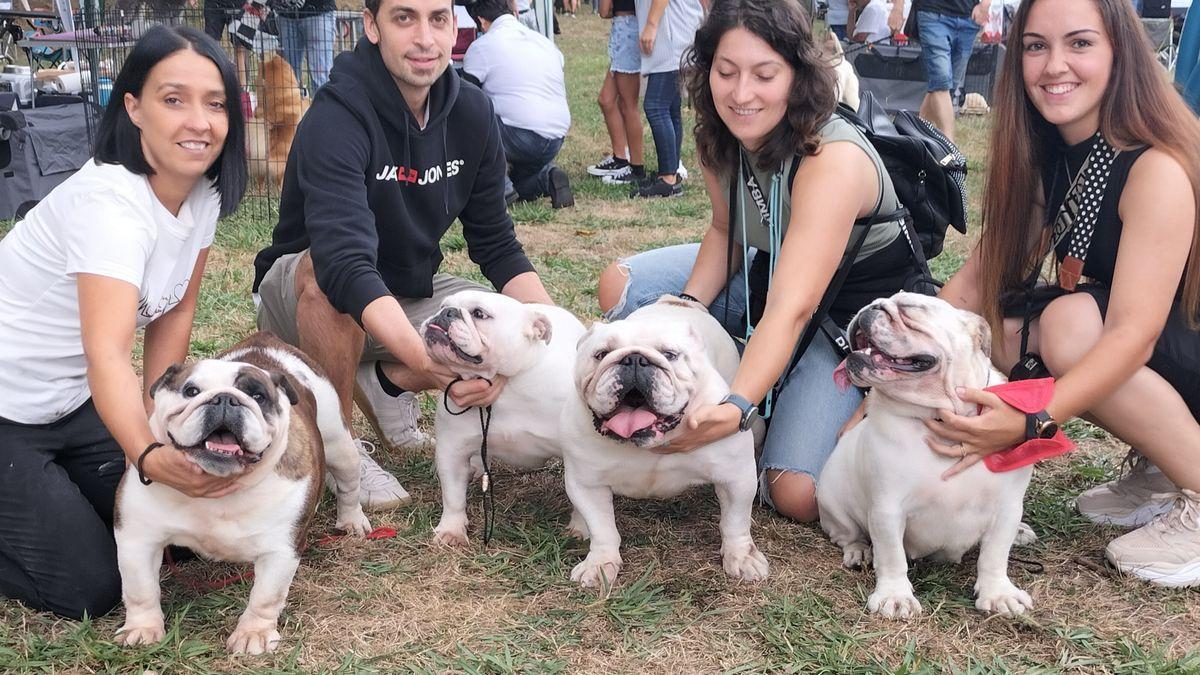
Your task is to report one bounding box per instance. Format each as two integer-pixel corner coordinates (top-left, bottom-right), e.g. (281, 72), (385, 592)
(855, 0), (911, 43)
(464, 14), (571, 139)
(0, 160), (219, 424)
(827, 0), (850, 25)
(634, 0), (704, 75)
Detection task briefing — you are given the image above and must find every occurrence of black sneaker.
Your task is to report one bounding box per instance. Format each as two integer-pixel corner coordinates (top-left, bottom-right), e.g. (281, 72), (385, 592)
(587, 154), (630, 177)
(548, 166), (575, 209)
(631, 175), (683, 198)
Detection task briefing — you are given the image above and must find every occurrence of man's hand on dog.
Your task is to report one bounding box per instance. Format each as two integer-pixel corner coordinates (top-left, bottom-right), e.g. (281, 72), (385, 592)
(923, 387), (1026, 480)
(141, 447), (242, 498)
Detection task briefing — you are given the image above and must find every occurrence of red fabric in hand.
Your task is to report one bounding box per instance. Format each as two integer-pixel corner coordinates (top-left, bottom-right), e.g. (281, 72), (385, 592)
(979, 378), (1076, 472)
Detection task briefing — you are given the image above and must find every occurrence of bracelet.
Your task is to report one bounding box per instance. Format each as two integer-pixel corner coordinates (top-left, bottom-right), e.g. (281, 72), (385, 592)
(137, 442), (164, 486)
(678, 292), (705, 306)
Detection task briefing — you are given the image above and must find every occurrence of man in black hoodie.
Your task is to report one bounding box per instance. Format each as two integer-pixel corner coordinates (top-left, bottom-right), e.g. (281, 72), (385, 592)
(252, 0), (553, 510)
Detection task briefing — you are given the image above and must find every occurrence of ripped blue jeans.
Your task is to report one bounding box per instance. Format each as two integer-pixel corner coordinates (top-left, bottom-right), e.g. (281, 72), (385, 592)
(605, 243), (864, 508)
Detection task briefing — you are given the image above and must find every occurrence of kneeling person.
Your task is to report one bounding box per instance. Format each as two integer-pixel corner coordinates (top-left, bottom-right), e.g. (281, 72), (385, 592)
(253, 0), (553, 510)
(463, 0), (574, 208)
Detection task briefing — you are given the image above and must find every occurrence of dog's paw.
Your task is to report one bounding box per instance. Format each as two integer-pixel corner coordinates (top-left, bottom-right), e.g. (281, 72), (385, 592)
(432, 526), (470, 548)
(866, 584), (922, 619)
(1014, 521), (1038, 547)
(570, 552), (622, 589)
(116, 623), (166, 647)
(975, 579), (1034, 616)
(841, 541), (872, 569)
(722, 543), (769, 581)
(226, 626), (281, 655)
(565, 511), (590, 540)
(336, 507), (372, 536)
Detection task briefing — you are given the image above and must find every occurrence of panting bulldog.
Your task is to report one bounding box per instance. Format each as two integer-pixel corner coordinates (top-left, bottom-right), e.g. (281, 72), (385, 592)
(817, 293), (1035, 619)
(421, 290), (586, 546)
(561, 296), (768, 588)
(114, 332), (370, 654)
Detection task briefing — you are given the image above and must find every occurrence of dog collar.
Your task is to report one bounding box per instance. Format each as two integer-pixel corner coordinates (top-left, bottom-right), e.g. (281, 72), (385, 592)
(979, 377), (1075, 472)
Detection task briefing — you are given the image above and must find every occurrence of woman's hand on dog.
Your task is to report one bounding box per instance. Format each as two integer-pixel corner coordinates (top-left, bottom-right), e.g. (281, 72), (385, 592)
(141, 447), (242, 498)
(651, 403), (741, 455)
(923, 387), (1026, 480)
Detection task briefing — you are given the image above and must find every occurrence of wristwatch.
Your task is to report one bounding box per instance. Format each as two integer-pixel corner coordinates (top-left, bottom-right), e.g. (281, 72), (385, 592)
(720, 393), (759, 432)
(1026, 410), (1059, 441)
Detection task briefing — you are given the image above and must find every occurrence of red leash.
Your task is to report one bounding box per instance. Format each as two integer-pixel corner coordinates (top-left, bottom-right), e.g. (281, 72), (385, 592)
(162, 526), (398, 592)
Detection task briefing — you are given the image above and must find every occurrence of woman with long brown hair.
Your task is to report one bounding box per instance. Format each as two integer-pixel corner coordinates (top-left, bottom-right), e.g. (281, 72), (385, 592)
(930, 0), (1200, 586)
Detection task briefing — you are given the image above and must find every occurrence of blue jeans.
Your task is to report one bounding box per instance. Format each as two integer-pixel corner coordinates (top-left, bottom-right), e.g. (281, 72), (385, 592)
(605, 244), (865, 507)
(277, 11), (336, 92)
(499, 122), (564, 200)
(643, 70), (682, 177)
(917, 11), (979, 92)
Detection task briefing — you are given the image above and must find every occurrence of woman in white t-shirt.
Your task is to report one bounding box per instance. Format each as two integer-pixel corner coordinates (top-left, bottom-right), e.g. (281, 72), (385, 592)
(0, 26), (246, 619)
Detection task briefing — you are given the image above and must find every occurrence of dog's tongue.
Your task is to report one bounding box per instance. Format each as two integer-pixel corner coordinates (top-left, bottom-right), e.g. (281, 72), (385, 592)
(833, 359), (852, 392)
(205, 432), (241, 454)
(601, 406), (659, 439)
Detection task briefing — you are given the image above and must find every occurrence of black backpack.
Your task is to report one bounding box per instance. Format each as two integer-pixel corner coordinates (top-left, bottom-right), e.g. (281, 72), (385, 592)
(837, 91), (968, 260)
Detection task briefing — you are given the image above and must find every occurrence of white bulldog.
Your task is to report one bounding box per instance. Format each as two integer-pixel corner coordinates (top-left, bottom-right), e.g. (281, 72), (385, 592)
(421, 290), (586, 546)
(562, 296), (768, 588)
(114, 332), (370, 654)
(817, 292), (1035, 619)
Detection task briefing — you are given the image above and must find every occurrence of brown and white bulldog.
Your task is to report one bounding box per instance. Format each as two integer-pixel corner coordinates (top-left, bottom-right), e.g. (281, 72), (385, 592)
(114, 332), (370, 655)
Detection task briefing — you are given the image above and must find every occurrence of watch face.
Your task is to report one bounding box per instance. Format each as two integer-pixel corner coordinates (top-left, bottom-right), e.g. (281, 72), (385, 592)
(1038, 417), (1058, 438)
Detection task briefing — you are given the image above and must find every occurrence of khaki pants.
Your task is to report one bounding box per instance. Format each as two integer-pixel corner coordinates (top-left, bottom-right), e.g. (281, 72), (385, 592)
(255, 251), (486, 363)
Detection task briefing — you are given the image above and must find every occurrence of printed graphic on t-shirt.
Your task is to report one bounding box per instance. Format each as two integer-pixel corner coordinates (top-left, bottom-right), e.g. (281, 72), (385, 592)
(138, 277), (189, 320)
(374, 159), (465, 186)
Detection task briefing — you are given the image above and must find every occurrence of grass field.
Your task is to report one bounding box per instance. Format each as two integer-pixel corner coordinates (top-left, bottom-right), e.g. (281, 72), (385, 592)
(2, 10), (1199, 674)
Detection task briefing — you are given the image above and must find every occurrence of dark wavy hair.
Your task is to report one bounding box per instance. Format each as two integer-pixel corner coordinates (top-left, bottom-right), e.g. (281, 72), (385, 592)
(93, 25), (246, 217)
(683, 0), (836, 174)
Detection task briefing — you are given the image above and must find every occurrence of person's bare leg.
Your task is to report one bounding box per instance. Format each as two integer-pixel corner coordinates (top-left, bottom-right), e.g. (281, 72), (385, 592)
(614, 71), (644, 166)
(1037, 294), (1200, 491)
(597, 260), (628, 315)
(919, 90), (956, 142)
(293, 253), (365, 428)
(598, 70), (628, 161)
(766, 470), (819, 522)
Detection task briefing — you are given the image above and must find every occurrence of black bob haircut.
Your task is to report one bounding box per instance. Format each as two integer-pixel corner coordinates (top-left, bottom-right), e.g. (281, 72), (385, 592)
(466, 0), (511, 25)
(93, 25), (247, 218)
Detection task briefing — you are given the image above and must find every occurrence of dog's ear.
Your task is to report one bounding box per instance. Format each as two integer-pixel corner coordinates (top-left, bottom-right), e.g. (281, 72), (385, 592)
(965, 312), (992, 358)
(271, 372), (301, 406)
(148, 363), (185, 398)
(527, 311), (553, 345)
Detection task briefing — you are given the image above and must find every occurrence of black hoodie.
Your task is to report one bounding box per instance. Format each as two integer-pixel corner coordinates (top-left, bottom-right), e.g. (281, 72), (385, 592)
(252, 38), (534, 323)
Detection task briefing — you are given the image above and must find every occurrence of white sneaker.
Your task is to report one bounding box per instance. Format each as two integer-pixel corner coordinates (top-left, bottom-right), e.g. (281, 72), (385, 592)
(1076, 452), (1178, 528)
(352, 439), (411, 511)
(354, 362), (430, 451)
(1105, 489), (1200, 587)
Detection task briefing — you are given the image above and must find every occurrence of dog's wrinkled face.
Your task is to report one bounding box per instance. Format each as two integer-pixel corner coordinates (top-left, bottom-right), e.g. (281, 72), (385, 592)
(148, 360), (298, 477)
(836, 292), (992, 410)
(575, 318), (707, 448)
(420, 290), (552, 379)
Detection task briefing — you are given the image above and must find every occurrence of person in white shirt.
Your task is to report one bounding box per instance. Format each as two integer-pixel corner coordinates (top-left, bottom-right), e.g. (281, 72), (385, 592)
(464, 0), (574, 208)
(0, 26), (246, 620)
(827, 0), (851, 39)
(852, 0), (909, 43)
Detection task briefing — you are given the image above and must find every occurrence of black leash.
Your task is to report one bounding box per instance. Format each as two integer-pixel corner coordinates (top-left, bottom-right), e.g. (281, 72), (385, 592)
(442, 377), (496, 546)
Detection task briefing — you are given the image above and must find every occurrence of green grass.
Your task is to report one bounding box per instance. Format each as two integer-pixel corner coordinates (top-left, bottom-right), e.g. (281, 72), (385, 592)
(1, 9), (1197, 674)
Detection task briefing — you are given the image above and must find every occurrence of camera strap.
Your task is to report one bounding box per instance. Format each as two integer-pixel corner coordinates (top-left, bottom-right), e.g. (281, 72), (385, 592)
(1017, 134), (1119, 356)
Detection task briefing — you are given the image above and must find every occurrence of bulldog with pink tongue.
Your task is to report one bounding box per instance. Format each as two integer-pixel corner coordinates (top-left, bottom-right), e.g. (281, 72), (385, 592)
(561, 296), (768, 589)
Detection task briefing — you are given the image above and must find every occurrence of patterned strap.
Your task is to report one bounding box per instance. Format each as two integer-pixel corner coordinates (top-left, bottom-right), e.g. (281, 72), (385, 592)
(1052, 134), (1119, 291)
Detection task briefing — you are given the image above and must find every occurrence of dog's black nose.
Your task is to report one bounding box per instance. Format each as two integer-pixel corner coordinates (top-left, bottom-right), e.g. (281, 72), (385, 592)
(620, 353), (651, 368)
(209, 393), (241, 409)
(443, 306), (462, 321)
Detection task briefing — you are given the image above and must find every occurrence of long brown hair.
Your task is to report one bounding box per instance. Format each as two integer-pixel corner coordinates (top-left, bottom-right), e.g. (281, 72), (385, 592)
(977, 0), (1200, 329)
(682, 0), (836, 174)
